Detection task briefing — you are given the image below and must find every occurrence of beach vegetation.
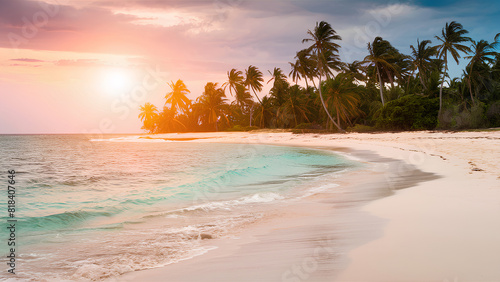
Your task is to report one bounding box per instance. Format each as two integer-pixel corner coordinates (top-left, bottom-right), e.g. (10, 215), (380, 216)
(140, 22), (499, 133)
(138, 103), (158, 133)
(376, 95), (439, 130)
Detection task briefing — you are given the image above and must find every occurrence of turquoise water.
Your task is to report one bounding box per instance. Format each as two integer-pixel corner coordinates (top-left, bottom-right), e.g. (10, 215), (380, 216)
(0, 135), (357, 280)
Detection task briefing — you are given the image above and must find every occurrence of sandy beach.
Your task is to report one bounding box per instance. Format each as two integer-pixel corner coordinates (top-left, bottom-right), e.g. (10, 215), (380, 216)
(116, 130), (500, 282)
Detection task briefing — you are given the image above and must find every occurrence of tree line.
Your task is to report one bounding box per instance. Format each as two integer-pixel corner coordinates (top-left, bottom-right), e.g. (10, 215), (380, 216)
(139, 21), (500, 133)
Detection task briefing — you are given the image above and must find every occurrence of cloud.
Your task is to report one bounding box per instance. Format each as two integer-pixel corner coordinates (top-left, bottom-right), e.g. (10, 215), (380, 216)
(9, 63), (42, 67)
(0, 0), (155, 53)
(0, 0), (497, 81)
(54, 59), (105, 67)
(1, 0), (498, 134)
(10, 58), (45, 62)
(90, 0), (211, 10)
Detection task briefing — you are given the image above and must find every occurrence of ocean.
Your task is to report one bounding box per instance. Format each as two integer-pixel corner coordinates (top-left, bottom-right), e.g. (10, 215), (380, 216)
(0, 134), (359, 281)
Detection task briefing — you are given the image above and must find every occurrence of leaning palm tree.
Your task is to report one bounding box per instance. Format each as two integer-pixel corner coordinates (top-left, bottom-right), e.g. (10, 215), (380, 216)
(244, 65), (264, 104)
(409, 39), (438, 92)
(435, 21), (472, 114)
(138, 103), (158, 133)
(363, 37), (397, 106)
(165, 79), (192, 115)
(464, 34), (500, 103)
(302, 21), (344, 132)
(223, 69), (244, 97)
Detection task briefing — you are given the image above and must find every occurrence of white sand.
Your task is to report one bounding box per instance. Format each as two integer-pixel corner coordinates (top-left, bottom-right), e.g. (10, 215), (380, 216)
(117, 131), (500, 282)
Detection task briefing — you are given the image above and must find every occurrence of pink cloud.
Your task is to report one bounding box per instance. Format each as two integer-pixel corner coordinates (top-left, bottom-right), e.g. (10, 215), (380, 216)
(10, 58), (45, 62)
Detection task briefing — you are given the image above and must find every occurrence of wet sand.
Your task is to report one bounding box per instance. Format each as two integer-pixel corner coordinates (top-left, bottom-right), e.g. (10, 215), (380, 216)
(116, 131), (500, 282)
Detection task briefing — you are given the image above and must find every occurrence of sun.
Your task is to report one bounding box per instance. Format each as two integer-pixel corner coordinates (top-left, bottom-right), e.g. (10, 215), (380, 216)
(100, 68), (133, 94)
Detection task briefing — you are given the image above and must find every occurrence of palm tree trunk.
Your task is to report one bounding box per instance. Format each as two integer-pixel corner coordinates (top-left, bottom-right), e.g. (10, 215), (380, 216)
(406, 68), (416, 95)
(439, 77), (444, 114)
(439, 54), (447, 116)
(249, 105), (253, 127)
(336, 106), (341, 129)
(316, 76), (344, 132)
(262, 108), (266, 128)
(290, 97), (298, 127)
(248, 84), (262, 127)
(376, 65), (385, 106)
(419, 73), (427, 92)
(251, 88), (263, 104)
(468, 64), (475, 105)
(467, 77), (474, 105)
(406, 70), (412, 94)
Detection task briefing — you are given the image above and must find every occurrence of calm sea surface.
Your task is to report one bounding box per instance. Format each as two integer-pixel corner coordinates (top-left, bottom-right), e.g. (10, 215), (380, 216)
(0, 134), (358, 281)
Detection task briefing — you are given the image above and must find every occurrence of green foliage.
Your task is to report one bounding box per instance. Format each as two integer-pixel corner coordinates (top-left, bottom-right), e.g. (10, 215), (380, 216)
(385, 86), (405, 102)
(439, 102), (489, 129)
(139, 21), (499, 133)
(424, 70), (442, 98)
(486, 100), (500, 127)
(376, 95), (439, 130)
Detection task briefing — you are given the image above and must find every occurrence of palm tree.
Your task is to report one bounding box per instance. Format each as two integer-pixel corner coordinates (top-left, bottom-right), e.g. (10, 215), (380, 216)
(409, 39), (438, 92)
(268, 67), (289, 107)
(364, 37), (397, 106)
(268, 67), (287, 87)
(253, 96), (274, 128)
(156, 106), (186, 133)
(302, 21), (344, 132)
(289, 60), (302, 86)
(233, 83), (253, 109)
(289, 49), (315, 88)
(323, 74), (362, 128)
(196, 82), (229, 131)
(165, 79), (192, 115)
(223, 69), (244, 97)
(138, 103), (158, 133)
(343, 60), (366, 82)
(244, 65), (264, 104)
(448, 76), (468, 103)
(244, 66), (264, 127)
(435, 21), (472, 114)
(279, 85), (311, 127)
(492, 52), (500, 81)
(465, 34), (500, 103)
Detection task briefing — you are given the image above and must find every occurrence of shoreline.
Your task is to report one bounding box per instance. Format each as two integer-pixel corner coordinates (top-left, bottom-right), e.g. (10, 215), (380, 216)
(116, 131), (499, 281)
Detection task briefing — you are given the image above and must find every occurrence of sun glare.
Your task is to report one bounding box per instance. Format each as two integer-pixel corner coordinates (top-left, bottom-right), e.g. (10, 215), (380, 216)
(101, 69), (132, 94)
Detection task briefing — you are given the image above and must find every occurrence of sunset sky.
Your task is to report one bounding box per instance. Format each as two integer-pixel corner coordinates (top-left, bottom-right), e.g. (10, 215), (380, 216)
(1, 0), (498, 134)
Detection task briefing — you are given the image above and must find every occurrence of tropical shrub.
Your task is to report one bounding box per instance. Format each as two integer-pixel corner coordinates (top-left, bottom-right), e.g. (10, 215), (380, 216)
(486, 100), (500, 127)
(439, 102), (489, 129)
(376, 95), (439, 130)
